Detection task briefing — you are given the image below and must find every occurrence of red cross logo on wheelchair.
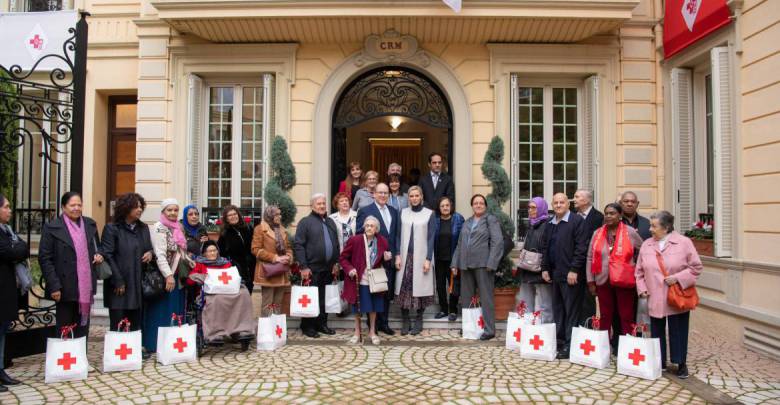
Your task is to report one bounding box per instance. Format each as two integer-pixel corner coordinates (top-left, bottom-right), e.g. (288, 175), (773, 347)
(173, 337), (188, 353)
(57, 352), (77, 370)
(276, 325), (283, 338)
(580, 339), (595, 356)
(115, 343), (133, 360)
(298, 294), (311, 308)
(218, 271), (232, 285)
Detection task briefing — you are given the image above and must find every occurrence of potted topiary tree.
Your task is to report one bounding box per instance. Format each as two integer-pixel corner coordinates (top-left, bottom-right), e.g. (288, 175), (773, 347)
(481, 136), (518, 320)
(263, 135), (298, 314)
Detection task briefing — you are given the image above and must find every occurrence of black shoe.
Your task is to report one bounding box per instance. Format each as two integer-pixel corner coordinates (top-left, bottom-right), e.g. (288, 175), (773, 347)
(676, 364), (689, 379)
(434, 312), (448, 319)
(142, 350), (151, 360)
(378, 325), (395, 336)
(556, 348), (570, 359)
(479, 333), (495, 341)
(0, 385), (7, 393)
(302, 329), (320, 338)
(0, 370), (20, 386)
(448, 313), (458, 322)
(317, 326), (336, 335)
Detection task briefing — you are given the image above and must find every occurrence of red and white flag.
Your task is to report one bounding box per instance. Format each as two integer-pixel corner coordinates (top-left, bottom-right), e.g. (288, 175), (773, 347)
(681, 0), (702, 32)
(442, 0), (461, 13)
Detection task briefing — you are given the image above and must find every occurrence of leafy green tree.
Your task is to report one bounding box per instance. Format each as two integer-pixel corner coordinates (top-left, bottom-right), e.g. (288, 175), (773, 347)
(263, 135), (297, 227)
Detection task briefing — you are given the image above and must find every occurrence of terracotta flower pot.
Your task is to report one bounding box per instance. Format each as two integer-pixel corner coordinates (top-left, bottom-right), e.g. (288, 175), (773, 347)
(494, 287), (519, 321)
(692, 239), (714, 257)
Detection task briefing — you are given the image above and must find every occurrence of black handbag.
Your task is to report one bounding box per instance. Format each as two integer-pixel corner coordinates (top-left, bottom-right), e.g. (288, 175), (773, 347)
(141, 261), (166, 300)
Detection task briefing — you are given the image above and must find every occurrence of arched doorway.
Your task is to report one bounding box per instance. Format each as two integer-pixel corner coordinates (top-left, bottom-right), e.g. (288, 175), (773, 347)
(330, 66), (453, 197)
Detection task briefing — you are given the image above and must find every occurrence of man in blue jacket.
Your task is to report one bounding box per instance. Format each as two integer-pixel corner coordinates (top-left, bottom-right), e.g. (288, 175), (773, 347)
(356, 183), (400, 335)
(541, 192), (589, 359)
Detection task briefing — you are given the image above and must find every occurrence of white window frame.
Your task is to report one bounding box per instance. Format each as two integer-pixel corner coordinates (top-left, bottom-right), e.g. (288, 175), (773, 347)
(193, 74), (274, 210)
(693, 63), (713, 217)
(510, 75), (586, 234)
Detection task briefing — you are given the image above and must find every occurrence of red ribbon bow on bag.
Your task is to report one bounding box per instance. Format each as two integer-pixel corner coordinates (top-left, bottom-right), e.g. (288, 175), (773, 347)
(630, 322), (648, 337)
(265, 303), (280, 314)
(469, 296), (480, 307)
(117, 317), (132, 332)
(591, 316), (601, 330)
(515, 301), (527, 317)
(171, 313), (183, 327)
(60, 324), (77, 340)
(531, 311), (541, 325)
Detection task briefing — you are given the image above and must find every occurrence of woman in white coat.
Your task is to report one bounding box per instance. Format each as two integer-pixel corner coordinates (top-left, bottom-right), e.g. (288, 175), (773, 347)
(394, 186), (436, 335)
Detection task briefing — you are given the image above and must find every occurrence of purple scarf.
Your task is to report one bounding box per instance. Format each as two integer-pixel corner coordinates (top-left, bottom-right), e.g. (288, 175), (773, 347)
(529, 197), (550, 226)
(63, 215), (93, 326)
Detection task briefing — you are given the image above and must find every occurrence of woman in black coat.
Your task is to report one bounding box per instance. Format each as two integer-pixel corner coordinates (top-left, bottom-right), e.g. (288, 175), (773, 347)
(217, 205), (256, 293)
(0, 194), (27, 389)
(38, 192), (103, 338)
(102, 193), (154, 332)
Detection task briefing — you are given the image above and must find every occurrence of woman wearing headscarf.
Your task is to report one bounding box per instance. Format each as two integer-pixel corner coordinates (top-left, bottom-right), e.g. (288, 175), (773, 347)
(0, 194), (27, 389)
(251, 205), (293, 316)
(39, 191), (103, 339)
(394, 186), (437, 336)
(143, 198), (193, 351)
(515, 197), (553, 323)
(181, 205), (208, 257)
(217, 205), (256, 293)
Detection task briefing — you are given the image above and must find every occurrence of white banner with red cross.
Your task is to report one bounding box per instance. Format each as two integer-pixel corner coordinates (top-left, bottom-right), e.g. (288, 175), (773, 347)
(569, 316), (611, 369)
(617, 323), (662, 380)
(203, 266), (242, 295)
(519, 312), (557, 361)
(257, 305), (287, 351)
(289, 285), (320, 318)
(103, 318), (143, 372)
(156, 314), (197, 366)
(45, 325), (89, 383)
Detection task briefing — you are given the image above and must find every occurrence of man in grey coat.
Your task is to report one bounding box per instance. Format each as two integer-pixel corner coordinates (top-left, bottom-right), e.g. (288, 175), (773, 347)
(450, 194), (504, 340)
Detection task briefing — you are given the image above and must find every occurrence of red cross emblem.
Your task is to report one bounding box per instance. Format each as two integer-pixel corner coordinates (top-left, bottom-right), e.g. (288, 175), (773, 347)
(115, 343), (133, 360)
(28, 34), (43, 50)
(628, 348), (645, 366)
(529, 335), (544, 351)
(298, 294), (311, 308)
(477, 316), (484, 329)
(275, 325), (283, 338)
(685, 0), (697, 14)
(217, 271), (232, 285)
(57, 352), (77, 370)
(580, 339), (595, 356)
(173, 337), (188, 353)
(513, 328), (521, 342)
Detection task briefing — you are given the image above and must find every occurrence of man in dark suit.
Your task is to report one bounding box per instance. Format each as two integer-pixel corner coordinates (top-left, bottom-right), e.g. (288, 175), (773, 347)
(418, 153), (455, 210)
(293, 193), (340, 338)
(619, 191), (652, 240)
(356, 183), (400, 335)
(542, 193), (589, 359)
(573, 188), (604, 324)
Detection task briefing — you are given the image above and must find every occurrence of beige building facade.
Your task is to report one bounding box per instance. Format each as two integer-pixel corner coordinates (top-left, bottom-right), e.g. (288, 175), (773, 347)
(3, 0), (778, 355)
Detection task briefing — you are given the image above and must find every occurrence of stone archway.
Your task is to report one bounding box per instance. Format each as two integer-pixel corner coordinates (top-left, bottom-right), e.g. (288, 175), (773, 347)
(313, 43), (472, 207)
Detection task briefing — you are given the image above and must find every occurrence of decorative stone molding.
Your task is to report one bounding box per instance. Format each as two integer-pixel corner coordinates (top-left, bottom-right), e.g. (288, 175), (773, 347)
(355, 29), (431, 68)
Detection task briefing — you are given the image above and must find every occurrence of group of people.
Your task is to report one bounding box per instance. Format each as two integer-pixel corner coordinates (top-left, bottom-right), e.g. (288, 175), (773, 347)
(0, 152), (702, 386)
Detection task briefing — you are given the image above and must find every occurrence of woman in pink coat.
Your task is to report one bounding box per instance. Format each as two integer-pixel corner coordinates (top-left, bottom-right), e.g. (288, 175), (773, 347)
(635, 210), (702, 379)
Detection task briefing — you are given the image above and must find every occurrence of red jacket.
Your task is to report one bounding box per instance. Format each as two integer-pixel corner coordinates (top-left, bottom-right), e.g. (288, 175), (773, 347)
(338, 234), (388, 304)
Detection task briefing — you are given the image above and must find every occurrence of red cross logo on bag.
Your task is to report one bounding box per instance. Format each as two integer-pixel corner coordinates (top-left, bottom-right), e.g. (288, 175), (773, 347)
(298, 294), (311, 308)
(115, 343), (133, 360)
(218, 271), (232, 285)
(580, 339), (595, 356)
(173, 337), (188, 353)
(628, 348), (645, 366)
(513, 328), (521, 342)
(529, 335), (544, 350)
(477, 316), (484, 329)
(57, 352), (77, 370)
(276, 325), (283, 338)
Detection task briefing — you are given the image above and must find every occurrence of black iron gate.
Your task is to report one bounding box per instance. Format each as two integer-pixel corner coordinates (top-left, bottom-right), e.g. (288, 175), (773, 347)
(0, 12), (87, 361)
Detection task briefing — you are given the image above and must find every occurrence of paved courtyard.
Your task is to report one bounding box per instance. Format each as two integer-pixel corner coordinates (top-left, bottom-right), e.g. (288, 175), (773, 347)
(1, 309), (778, 404)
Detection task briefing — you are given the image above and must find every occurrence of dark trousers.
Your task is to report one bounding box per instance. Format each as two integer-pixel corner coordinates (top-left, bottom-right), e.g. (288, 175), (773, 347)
(55, 301), (90, 339)
(109, 308), (142, 332)
(373, 263), (395, 329)
(552, 280), (585, 348)
(435, 259), (459, 314)
(651, 311), (690, 367)
(300, 270), (333, 332)
(0, 321), (9, 370)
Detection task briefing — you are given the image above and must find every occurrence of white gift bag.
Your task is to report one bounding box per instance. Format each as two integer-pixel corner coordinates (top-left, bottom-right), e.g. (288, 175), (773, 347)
(45, 327), (89, 383)
(338, 280), (349, 312)
(617, 330), (662, 380)
(569, 326), (611, 369)
(103, 319), (143, 372)
(519, 322), (557, 361)
(462, 297), (485, 340)
(272, 313), (287, 348)
(290, 285), (320, 318)
(505, 301), (534, 351)
(156, 315), (197, 366)
(325, 283), (342, 314)
(257, 312), (287, 351)
(203, 266), (242, 295)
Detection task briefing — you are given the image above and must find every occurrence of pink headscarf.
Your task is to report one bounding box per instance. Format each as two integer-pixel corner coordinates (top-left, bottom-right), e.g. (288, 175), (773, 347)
(159, 200), (187, 250)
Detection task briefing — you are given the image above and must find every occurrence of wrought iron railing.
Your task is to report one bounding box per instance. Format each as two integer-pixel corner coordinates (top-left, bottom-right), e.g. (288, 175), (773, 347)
(13, 208), (56, 235)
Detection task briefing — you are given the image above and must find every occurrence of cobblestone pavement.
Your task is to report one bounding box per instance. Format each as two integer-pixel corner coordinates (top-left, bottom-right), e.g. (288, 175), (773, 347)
(0, 310), (778, 404)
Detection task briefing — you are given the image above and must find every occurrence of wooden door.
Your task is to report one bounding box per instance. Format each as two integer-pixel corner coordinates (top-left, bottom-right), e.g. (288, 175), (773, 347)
(107, 96), (137, 220)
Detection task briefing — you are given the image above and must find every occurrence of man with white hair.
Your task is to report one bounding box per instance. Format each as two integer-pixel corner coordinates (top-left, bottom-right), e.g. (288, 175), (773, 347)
(293, 193), (341, 338)
(387, 162), (409, 193)
(573, 189), (604, 325)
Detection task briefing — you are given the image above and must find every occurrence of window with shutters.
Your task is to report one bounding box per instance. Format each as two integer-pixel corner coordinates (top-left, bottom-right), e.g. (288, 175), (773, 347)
(189, 74), (274, 211)
(510, 75), (598, 239)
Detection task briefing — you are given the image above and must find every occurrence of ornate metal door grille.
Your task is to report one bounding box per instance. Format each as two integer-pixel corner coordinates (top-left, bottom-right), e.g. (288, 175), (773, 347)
(0, 12), (88, 360)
